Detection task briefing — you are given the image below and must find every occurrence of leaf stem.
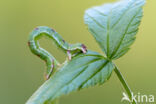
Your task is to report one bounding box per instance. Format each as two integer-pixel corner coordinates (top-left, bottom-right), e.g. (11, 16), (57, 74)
(114, 66), (136, 104)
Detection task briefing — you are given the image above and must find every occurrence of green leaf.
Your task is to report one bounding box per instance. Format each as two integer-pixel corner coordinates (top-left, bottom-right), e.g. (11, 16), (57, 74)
(26, 51), (115, 104)
(84, 0), (145, 59)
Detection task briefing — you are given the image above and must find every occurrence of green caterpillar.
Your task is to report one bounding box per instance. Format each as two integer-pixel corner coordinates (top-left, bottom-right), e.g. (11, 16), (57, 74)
(28, 26), (87, 80)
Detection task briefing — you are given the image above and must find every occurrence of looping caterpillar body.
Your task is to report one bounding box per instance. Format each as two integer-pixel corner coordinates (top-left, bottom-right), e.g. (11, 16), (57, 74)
(28, 26), (87, 80)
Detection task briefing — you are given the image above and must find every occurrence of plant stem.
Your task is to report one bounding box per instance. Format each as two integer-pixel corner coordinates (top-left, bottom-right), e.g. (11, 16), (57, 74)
(114, 66), (137, 104)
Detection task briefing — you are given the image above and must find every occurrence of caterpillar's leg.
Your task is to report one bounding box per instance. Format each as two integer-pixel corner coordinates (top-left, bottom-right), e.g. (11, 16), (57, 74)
(81, 44), (87, 53)
(66, 43), (87, 60)
(67, 50), (72, 60)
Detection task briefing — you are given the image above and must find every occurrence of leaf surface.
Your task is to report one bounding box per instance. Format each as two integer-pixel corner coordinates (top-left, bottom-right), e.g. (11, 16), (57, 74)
(84, 0), (145, 59)
(26, 51), (114, 104)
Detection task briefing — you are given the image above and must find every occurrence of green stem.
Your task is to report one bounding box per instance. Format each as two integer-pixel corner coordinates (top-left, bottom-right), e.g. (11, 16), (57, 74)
(114, 66), (137, 104)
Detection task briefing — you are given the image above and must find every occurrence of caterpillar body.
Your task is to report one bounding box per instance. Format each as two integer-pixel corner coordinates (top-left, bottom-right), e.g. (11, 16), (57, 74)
(28, 26), (87, 80)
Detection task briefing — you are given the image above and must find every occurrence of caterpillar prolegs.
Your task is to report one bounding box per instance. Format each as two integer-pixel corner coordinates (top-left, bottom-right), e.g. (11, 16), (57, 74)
(28, 26), (87, 80)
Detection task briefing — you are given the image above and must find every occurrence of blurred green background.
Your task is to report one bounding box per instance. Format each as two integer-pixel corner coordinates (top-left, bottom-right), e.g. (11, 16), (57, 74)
(0, 0), (155, 104)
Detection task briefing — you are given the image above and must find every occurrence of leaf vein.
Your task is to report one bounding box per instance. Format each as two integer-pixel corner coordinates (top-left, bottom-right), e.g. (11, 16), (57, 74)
(92, 8), (107, 17)
(111, 0), (138, 29)
(110, 9), (141, 59)
(86, 13), (105, 29)
(79, 60), (109, 89)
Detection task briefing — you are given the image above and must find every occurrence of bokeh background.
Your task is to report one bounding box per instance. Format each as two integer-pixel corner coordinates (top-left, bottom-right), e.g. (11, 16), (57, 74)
(0, 0), (155, 104)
